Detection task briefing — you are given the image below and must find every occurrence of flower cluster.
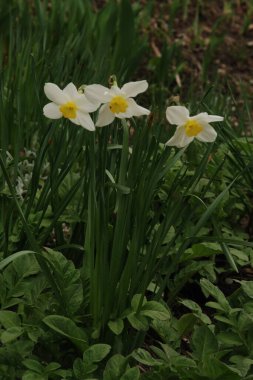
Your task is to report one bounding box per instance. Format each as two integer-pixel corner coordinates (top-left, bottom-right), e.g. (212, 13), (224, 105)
(43, 79), (223, 148)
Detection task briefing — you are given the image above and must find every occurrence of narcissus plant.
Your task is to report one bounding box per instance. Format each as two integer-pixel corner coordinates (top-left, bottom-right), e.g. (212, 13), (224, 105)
(165, 106), (223, 148)
(85, 79), (150, 127)
(43, 82), (97, 131)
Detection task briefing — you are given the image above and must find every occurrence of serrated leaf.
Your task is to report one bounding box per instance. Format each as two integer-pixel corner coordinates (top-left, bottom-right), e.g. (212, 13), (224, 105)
(44, 248), (83, 315)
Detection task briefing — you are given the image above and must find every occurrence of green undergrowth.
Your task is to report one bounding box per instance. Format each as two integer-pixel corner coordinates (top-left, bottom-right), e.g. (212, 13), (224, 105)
(0, 1), (253, 379)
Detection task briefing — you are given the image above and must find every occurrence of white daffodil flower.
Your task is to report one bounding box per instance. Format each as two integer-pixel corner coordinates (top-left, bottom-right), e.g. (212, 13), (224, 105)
(43, 82), (98, 131)
(85, 80), (150, 127)
(165, 106), (223, 148)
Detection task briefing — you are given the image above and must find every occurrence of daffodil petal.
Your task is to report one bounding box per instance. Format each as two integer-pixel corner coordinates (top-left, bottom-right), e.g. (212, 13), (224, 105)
(75, 111), (95, 131)
(166, 106), (190, 125)
(109, 85), (123, 96)
(196, 124), (217, 142)
(63, 82), (79, 98)
(204, 114), (224, 123)
(85, 84), (112, 103)
(165, 125), (193, 148)
(44, 83), (69, 104)
(127, 98), (150, 117)
(121, 80), (148, 97)
(43, 102), (62, 119)
(193, 112), (223, 124)
(75, 96), (100, 112)
(96, 104), (115, 127)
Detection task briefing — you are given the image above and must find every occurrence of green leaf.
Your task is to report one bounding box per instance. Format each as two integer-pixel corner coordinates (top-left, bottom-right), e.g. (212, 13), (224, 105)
(191, 326), (218, 362)
(112, 0), (135, 73)
(177, 313), (197, 336)
(83, 344), (111, 364)
(230, 356), (253, 377)
(0, 250), (37, 271)
(141, 301), (170, 321)
(73, 358), (86, 379)
(43, 248), (83, 315)
(240, 281), (253, 299)
(103, 354), (128, 380)
(0, 311), (21, 328)
(127, 313), (149, 331)
(131, 294), (147, 311)
(180, 299), (211, 325)
(120, 367), (140, 380)
(22, 359), (45, 373)
(217, 332), (243, 347)
(132, 349), (163, 366)
(1, 326), (23, 344)
(22, 372), (46, 380)
(43, 315), (88, 351)
(200, 279), (231, 312)
(45, 362), (61, 372)
(108, 319), (124, 335)
(181, 242), (221, 261)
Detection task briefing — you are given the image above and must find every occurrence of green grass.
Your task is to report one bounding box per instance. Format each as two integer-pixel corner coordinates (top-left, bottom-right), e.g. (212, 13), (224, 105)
(1, 1), (253, 379)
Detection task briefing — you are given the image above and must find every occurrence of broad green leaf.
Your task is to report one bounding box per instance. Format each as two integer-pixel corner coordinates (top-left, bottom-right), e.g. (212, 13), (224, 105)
(73, 358), (86, 379)
(141, 301), (170, 321)
(1, 326), (23, 344)
(43, 248), (83, 315)
(120, 367), (140, 380)
(181, 242), (221, 261)
(202, 357), (241, 379)
(127, 313), (149, 331)
(45, 362), (61, 372)
(240, 281), (253, 299)
(43, 315), (88, 351)
(177, 313), (197, 336)
(0, 250), (37, 271)
(200, 279), (231, 312)
(22, 372), (46, 380)
(108, 319), (124, 335)
(230, 356), (253, 377)
(191, 326), (218, 362)
(132, 348), (163, 366)
(103, 354), (127, 380)
(0, 311), (21, 328)
(22, 359), (45, 373)
(217, 332), (243, 347)
(83, 344), (111, 364)
(131, 294), (147, 311)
